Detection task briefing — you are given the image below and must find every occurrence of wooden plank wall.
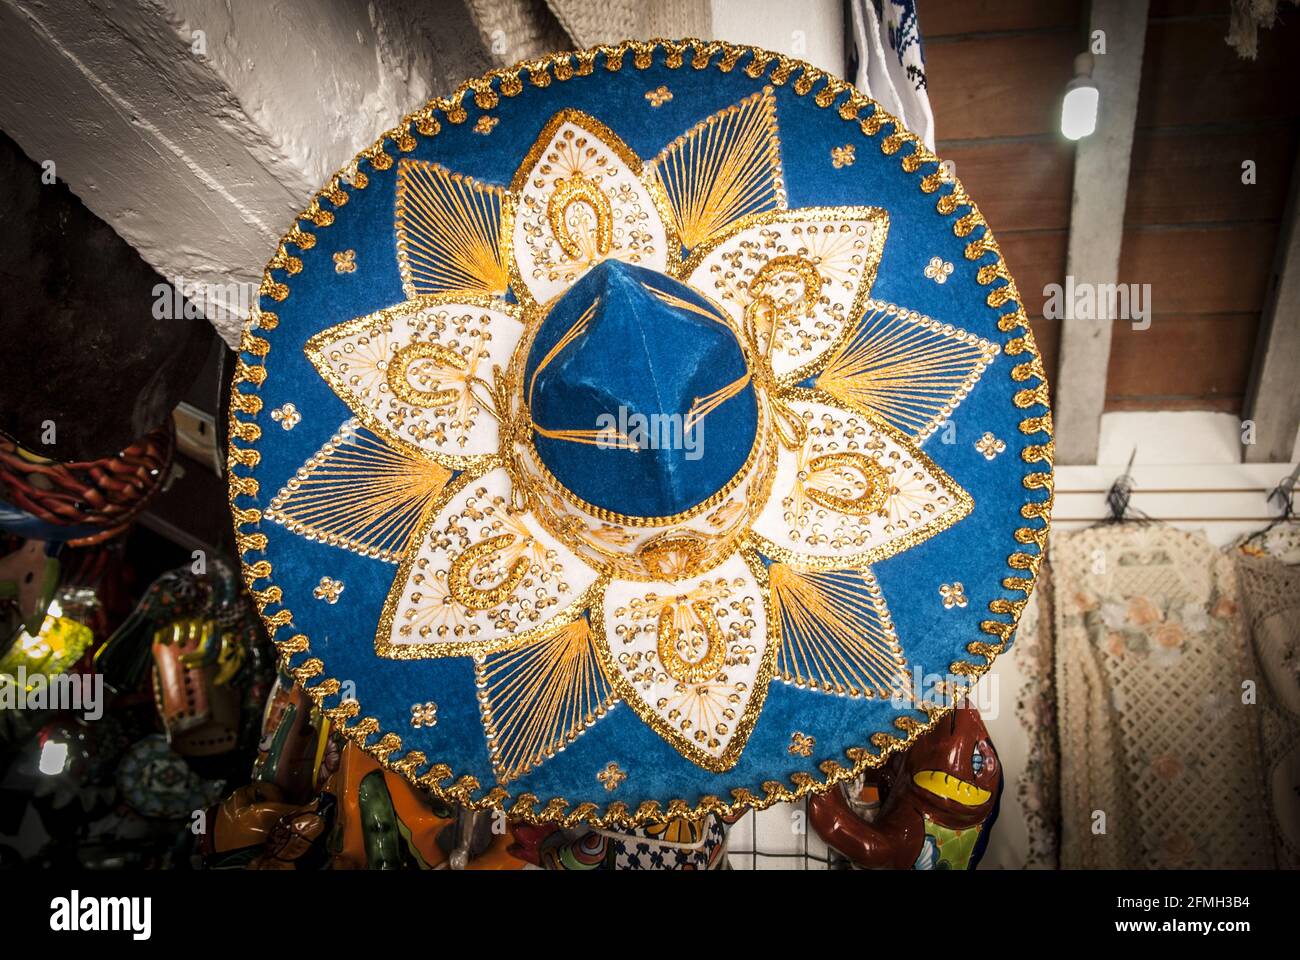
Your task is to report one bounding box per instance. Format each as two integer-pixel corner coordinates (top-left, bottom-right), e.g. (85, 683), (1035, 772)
(921, 0), (1300, 413)
(923, 0), (1083, 402)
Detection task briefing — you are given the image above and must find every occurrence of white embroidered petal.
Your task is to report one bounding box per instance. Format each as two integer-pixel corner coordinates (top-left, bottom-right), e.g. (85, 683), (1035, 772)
(306, 297), (523, 468)
(378, 466), (599, 659)
(594, 550), (772, 772)
(751, 394), (971, 567)
(683, 207), (889, 383)
(509, 109), (670, 306)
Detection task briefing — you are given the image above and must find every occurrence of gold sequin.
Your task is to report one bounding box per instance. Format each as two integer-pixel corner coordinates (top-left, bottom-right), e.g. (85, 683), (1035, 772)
(410, 701), (438, 728)
(270, 403), (301, 431)
(924, 256), (954, 284)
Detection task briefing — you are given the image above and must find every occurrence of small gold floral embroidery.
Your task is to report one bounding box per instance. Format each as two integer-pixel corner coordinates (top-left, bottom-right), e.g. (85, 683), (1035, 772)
(830, 144), (855, 168)
(410, 701), (438, 728)
(924, 256), (954, 284)
(333, 249), (357, 274)
(270, 402), (301, 431)
(789, 731), (815, 757)
(597, 761), (627, 792)
(645, 85), (672, 107)
(474, 115), (499, 135)
(939, 582), (968, 609)
(314, 576), (344, 604)
(975, 432), (1006, 461)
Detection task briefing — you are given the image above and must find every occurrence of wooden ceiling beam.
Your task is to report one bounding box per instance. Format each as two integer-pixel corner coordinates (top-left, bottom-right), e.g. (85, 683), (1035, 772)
(1242, 149), (1300, 463)
(1054, 0), (1149, 464)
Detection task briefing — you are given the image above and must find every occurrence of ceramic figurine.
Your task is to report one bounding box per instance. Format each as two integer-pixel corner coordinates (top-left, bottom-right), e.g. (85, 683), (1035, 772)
(809, 705), (1002, 869)
(251, 672), (325, 803)
(511, 815), (734, 870)
(328, 742), (523, 870)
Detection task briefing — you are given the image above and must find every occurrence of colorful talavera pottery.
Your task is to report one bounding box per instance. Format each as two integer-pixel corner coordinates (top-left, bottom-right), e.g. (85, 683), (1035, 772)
(810, 704), (1002, 869)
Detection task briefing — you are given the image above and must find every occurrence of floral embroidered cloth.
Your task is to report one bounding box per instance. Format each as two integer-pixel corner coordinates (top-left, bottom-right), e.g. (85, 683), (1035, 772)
(848, 1), (934, 151)
(1054, 526), (1273, 868)
(226, 39), (1051, 825)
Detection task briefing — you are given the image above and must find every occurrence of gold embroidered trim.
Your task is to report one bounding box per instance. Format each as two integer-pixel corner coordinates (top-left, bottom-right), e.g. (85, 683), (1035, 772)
(226, 37), (1052, 828)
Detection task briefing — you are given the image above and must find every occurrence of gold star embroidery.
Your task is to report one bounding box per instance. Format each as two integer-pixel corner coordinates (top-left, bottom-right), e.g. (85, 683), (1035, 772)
(789, 731), (815, 757)
(975, 432), (1006, 461)
(333, 249), (357, 274)
(474, 115), (499, 135)
(314, 576), (344, 604)
(924, 256), (954, 284)
(939, 583), (968, 610)
(645, 85), (672, 107)
(597, 761), (627, 792)
(830, 144), (855, 168)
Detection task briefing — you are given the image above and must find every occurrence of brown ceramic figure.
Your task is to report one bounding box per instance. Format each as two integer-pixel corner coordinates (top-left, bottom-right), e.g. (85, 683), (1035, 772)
(809, 704), (1002, 869)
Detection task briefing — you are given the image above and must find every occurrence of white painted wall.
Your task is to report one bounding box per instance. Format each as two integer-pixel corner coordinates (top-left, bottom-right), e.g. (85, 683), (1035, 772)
(710, 0), (845, 76)
(0, 0), (486, 346)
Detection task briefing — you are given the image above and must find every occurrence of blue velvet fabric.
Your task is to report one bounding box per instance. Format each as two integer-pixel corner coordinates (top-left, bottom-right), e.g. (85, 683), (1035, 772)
(232, 44), (1050, 814)
(526, 260), (757, 516)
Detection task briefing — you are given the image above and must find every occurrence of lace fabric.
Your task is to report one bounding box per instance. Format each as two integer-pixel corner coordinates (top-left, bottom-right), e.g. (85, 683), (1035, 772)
(1054, 525), (1273, 868)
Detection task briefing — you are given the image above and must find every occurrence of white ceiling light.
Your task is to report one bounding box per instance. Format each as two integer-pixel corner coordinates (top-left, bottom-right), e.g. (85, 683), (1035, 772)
(1062, 52), (1099, 141)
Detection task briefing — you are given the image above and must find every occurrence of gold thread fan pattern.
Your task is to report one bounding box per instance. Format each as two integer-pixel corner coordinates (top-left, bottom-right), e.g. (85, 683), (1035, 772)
(815, 301), (999, 442)
(476, 618), (617, 784)
(395, 160), (510, 299)
(265, 420), (451, 562)
(770, 564), (910, 699)
(653, 87), (786, 250)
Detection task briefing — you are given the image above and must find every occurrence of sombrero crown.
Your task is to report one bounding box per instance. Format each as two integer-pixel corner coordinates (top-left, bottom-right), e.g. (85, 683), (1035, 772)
(232, 39), (1051, 826)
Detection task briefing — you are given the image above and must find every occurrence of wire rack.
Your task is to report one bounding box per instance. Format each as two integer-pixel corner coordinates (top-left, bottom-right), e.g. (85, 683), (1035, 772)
(724, 798), (841, 869)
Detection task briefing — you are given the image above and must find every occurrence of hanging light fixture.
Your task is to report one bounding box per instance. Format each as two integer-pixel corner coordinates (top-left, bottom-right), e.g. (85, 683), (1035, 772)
(1061, 52), (1099, 140)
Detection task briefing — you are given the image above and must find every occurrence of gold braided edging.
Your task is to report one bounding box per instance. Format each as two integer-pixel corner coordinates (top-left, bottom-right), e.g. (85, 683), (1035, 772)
(225, 37), (1053, 828)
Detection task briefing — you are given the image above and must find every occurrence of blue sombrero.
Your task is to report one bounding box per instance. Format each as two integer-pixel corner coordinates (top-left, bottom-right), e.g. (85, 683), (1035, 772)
(229, 39), (1052, 826)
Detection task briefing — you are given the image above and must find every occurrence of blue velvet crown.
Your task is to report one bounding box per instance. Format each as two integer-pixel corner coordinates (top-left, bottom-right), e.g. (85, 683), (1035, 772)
(229, 39), (1053, 826)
